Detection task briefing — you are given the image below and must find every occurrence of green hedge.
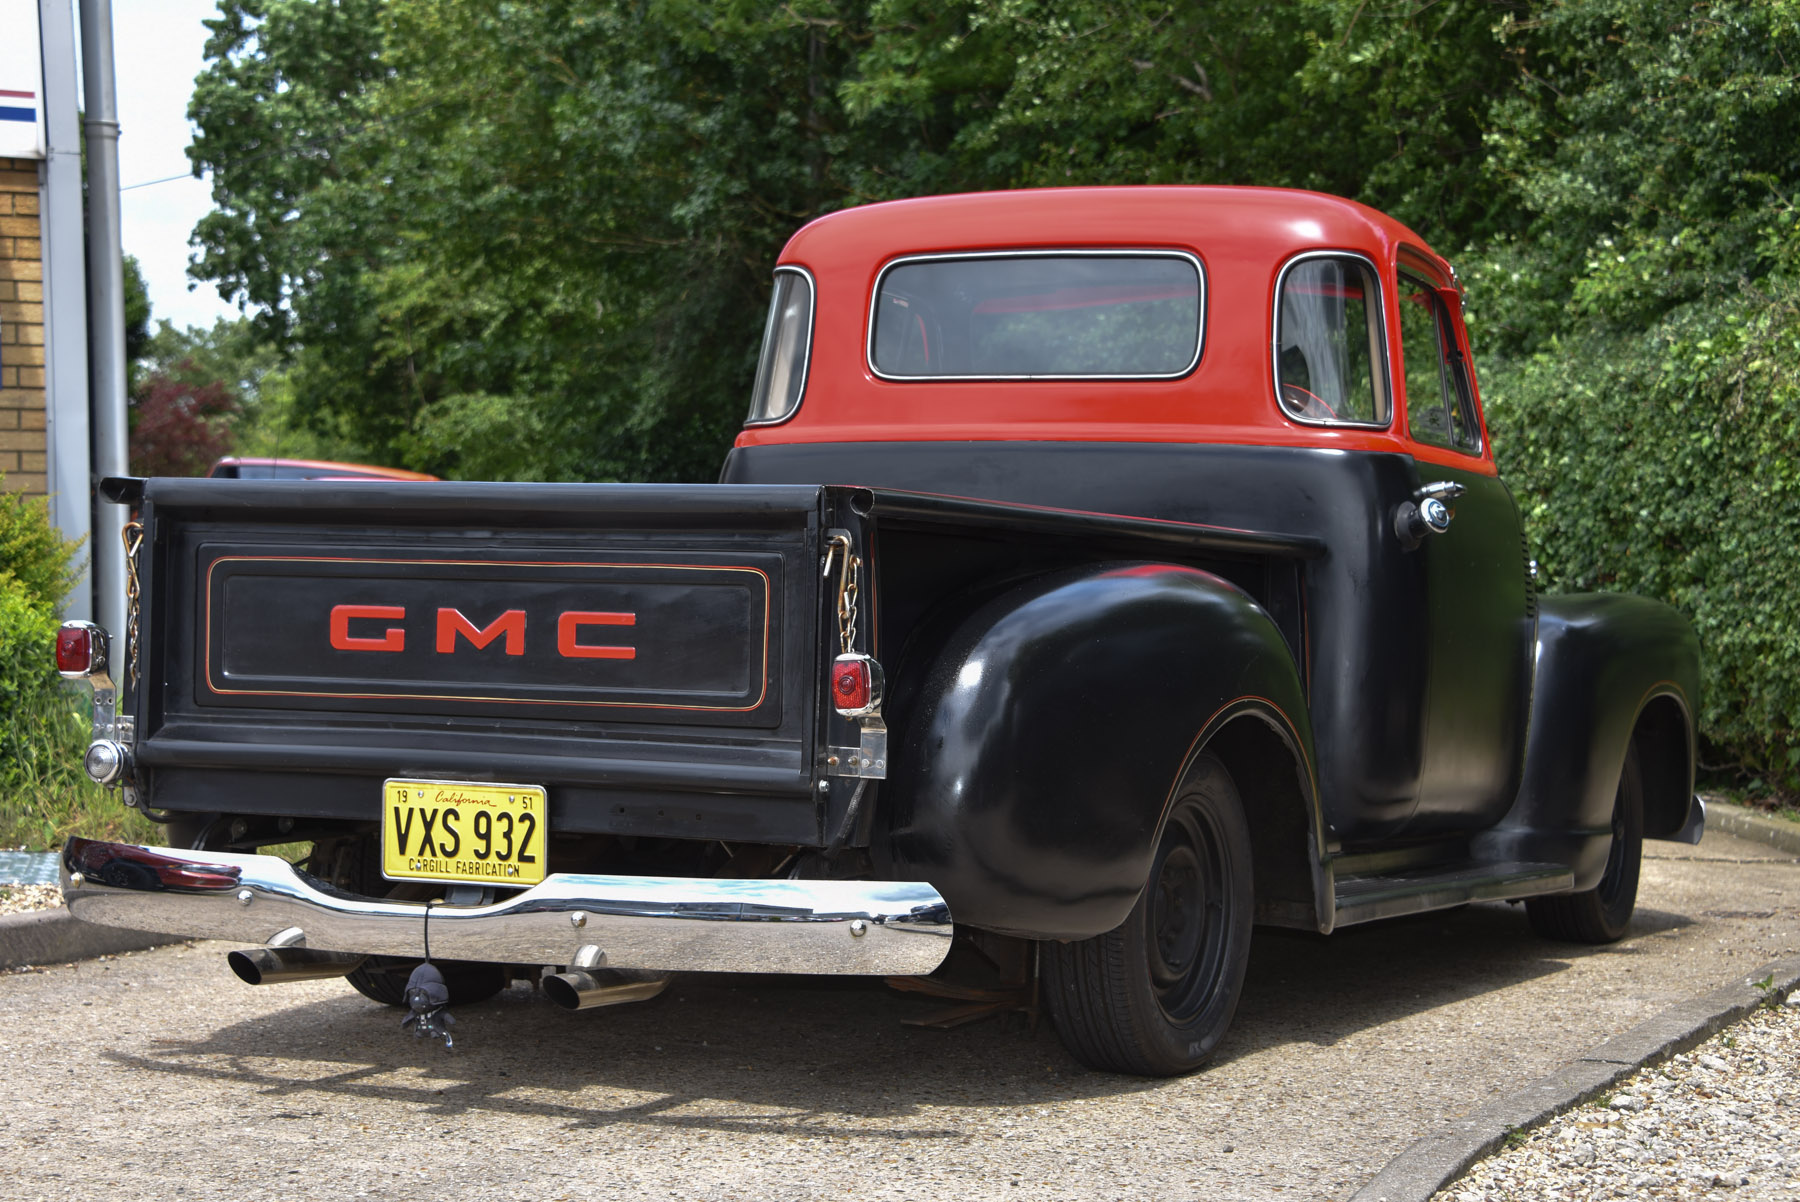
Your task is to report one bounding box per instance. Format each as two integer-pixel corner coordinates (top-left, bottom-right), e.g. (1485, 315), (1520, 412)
(0, 484), (154, 847)
(0, 585), (65, 790)
(1484, 280), (1800, 794)
(0, 485), (76, 803)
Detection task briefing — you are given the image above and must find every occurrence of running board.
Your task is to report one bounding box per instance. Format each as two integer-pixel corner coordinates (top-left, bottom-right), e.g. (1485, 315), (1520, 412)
(1332, 860), (1573, 928)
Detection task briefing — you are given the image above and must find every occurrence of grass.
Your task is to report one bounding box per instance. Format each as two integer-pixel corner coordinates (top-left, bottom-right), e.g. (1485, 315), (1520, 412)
(1, 685), (160, 851)
(0, 772), (161, 851)
(4, 688), (324, 860)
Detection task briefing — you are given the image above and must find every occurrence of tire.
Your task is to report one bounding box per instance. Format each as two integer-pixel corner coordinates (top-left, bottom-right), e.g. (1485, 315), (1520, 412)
(1042, 753), (1255, 1076)
(347, 957), (509, 1008)
(1527, 742), (1645, 943)
(160, 813), (226, 851)
(308, 832), (512, 1008)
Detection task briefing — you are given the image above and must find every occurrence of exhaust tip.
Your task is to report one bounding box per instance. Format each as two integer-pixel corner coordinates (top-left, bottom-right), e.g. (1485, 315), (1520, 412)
(226, 948), (266, 986)
(544, 968), (671, 1011)
(226, 945), (365, 986)
(541, 972), (584, 1011)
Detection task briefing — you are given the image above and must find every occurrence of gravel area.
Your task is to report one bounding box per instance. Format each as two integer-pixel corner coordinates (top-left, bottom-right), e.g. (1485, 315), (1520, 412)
(0, 884), (62, 916)
(1436, 994), (1800, 1201)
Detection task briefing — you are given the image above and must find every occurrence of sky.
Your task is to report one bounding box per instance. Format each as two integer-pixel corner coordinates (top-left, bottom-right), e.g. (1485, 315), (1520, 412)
(113, 0), (240, 333)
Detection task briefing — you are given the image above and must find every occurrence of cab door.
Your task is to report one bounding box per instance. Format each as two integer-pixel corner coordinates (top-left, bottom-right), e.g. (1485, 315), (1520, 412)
(1395, 258), (1534, 834)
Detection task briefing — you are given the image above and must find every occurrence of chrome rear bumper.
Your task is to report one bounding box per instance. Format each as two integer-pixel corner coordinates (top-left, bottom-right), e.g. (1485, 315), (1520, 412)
(61, 838), (953, 977)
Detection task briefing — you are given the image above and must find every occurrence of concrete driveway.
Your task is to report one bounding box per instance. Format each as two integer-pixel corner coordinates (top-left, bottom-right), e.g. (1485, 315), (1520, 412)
(2, 830), (1795, 1201)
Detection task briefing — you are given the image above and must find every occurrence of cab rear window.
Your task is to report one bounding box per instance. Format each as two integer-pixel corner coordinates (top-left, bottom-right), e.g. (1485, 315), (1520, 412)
(869, 252), (1204, 380)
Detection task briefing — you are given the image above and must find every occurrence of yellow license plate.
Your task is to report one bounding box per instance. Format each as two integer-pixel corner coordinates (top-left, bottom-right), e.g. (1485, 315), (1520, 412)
(381, 778), (547, 887)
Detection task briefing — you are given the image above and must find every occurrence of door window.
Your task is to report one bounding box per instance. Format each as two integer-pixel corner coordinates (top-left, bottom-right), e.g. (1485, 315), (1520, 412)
(1398, 274), (1480, 454)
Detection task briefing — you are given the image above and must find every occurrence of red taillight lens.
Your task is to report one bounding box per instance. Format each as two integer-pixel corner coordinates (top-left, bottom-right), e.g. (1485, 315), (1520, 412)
(55, 623), (95, 676)
(832, 654), (886, 716)
(831, 657), (871, 712)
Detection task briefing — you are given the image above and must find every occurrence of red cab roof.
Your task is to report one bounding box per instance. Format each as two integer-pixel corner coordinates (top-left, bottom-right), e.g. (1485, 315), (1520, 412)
(735, 186), (1490, 474)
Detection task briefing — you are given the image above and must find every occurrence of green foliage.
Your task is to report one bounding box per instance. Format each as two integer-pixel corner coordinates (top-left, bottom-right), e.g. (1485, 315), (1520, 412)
(142, 318), (282, 407)
(136, 318), (350, 463)
(189, 0), (1533, 482)
(123, 255), (152, 394)
(1472, 0), (1800, 354)
(0, 487), (81, 611)
(848, 0), (1530, 237)
(190, 0), (925, 481)
(1472, 0), (1800, 793)
(0, 584), (61, 779)
(0, 487), (143, 848)
(1487, 283), (1800, 793)
(0, 587), (138, 850)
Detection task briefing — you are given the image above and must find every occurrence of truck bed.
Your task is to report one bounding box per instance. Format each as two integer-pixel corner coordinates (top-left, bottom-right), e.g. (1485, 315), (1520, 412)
(126, 477), (1320, 852)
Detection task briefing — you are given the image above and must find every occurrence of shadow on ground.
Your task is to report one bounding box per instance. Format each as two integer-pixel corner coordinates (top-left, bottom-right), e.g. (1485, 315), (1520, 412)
(1223, 900), (1694, 1060)
(98, 898), (1694, 1137)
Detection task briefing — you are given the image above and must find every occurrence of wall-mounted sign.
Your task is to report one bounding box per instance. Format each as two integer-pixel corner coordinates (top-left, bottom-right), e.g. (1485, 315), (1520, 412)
(0, 0), (47, 159)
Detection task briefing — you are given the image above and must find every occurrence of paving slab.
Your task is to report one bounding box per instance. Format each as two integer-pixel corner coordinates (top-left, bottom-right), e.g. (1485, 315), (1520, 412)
(0, 849), (60, 886)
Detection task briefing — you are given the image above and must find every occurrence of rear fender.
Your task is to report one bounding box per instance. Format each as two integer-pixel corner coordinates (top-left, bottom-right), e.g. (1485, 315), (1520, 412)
(877, 563), (1325, 939)
(1474, 593), (1700, 890)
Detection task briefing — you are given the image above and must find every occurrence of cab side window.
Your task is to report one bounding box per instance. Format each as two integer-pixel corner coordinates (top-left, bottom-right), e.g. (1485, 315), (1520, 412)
(1398, 274), (1480, 454)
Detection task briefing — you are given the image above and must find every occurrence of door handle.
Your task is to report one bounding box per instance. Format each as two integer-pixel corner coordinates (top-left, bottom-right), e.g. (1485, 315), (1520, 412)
(1395, 481), (1465, 549)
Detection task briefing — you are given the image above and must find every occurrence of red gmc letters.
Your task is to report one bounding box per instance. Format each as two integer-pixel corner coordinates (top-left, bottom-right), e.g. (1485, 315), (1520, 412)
(329, 605), (636, 659)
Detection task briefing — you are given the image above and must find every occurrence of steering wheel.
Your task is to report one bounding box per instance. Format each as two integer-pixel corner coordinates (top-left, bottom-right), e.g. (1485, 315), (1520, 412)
(1281, 382), (1340, 421)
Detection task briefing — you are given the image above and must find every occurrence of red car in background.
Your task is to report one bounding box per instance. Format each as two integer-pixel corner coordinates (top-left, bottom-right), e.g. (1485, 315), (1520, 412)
(207, 457), (438, 482)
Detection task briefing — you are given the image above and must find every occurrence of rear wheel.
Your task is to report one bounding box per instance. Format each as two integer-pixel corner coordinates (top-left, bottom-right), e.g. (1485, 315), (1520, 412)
(160, 813), (226, 851)
(308, 832), (512, 1007)
(1527, 743), (1644, 943)
(1042, 753), (1255, 1076)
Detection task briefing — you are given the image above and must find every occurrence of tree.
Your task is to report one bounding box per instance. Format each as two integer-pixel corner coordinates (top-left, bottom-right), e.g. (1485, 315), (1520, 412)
(181, 0), (1800, 786)
(129, 368), (241, 478)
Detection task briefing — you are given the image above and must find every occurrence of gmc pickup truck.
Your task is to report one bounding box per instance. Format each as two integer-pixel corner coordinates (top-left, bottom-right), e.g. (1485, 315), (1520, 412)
(59, 187), (1703, 1077)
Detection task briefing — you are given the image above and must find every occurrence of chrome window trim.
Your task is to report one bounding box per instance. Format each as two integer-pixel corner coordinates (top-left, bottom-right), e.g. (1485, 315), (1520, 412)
(1396, 267), (1484, 457)
(743, 264), (818, 428)
(1270, 249), (1393, 430)
(865, 248), (1207, 382)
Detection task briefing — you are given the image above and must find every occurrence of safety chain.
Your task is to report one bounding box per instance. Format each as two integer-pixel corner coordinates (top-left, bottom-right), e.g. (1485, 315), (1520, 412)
(824, 533), (862, 655)
(122, 520), (144, 689)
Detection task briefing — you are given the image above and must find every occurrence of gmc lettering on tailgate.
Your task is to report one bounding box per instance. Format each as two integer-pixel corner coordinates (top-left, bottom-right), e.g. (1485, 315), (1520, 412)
(200, 552), (776, 716)
(330, 605), (638, 660)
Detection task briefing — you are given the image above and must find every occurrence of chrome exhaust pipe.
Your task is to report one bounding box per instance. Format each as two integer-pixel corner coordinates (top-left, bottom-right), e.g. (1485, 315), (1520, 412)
(227, 946), (366, 986)
(543, 968), (671, 1011)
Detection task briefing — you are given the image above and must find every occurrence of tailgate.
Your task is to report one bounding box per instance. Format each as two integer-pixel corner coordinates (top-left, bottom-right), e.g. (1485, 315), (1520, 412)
(131, 479), (846, 844)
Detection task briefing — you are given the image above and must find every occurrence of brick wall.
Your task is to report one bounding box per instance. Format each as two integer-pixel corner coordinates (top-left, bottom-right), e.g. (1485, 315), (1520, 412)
(0, 156), (46, 496)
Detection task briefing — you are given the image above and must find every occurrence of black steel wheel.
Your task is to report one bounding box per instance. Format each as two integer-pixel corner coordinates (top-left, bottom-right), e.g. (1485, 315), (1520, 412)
(1042, 753), (1254, 1076)
(310, 832), (511, 1008)
(1527, 742), (1645, 943)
